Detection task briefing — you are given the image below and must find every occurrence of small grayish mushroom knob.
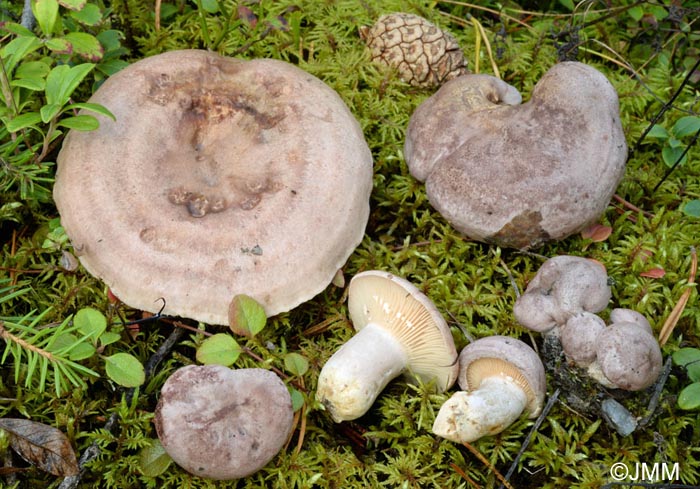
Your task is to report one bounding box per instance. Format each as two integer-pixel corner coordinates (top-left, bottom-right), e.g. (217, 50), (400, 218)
(404, 61), (628, 249)
(316, 271), (459, 422)
(54, 50), (373, 324)
(155, 366), (293, 480)
(560, 312), (606, 366)
(513, 255), (612, 333)
(587, 310), (662, 391)
(433, 336), (546, 443)
(359, 13), (468, 88)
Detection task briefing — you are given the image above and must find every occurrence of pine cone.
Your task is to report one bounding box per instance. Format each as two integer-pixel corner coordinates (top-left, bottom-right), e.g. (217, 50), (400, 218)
(360, 13), (468, 88)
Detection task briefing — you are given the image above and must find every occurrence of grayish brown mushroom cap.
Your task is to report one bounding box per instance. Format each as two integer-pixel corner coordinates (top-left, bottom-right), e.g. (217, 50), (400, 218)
(589, 310), (662, 391)
(513, 255), (611, 333)
(560, 312), (606, 366)
(155, 365), (293, 480)
(404, 61), (627, 249)
(54, 50), (373, 324)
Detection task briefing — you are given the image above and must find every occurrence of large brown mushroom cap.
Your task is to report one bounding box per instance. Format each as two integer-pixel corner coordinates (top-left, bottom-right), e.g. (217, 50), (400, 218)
(155, 366), (293, 480)
(404, 61), (627, 249)
(54, 50), (372, 324)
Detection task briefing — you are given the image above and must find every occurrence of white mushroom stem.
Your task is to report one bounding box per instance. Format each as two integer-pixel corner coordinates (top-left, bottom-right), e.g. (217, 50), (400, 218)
(432, 376), (528, 443)
(316, 322), (408, 422)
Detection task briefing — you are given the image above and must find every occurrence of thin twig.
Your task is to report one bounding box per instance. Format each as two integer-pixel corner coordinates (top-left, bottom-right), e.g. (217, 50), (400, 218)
(651, 128), (700, 195)
(637, 357), (672, 429)
(658, 247), (697, 346)
(500, 388), (560, 487)
(21, 0), (35, 30)
(450, 462), (483, 488)
(462, 441), (514, 489)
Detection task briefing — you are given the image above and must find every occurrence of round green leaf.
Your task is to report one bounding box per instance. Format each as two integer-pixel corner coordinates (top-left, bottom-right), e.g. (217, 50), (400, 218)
(284, 353), (309, 376)
(678, 382), (700, 410)
(139, 439), (172, 477)
(672, 116), (700, 138)
(646, 124), (669, 139)
(289, 387), (305, 412)
(99, 331), (122, 347)
(196, 333), (241, 366)
(74, 307), (107, 341)
(63, 32), (104, 62)
(228, 294), (267, 338)
(682, 200), (700, 218)
(70, 3), (102, 26)
(662, 145), (686, 168)
(672, 348), (700, 381)
(104, 353), (145, 387)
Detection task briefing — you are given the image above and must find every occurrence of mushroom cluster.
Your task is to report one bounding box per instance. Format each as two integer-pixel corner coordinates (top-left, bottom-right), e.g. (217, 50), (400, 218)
(54, 49), (373, 325)
(433, 336), (546, 443)
(404, 61), (628, 249)
(155, 365), (293, 480)
(515, 255), (662, 391)
(316, 270), (459, 422)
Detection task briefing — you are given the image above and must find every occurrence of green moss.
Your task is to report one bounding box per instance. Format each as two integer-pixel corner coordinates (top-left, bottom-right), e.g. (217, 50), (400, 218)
(2, 0), (700, 487)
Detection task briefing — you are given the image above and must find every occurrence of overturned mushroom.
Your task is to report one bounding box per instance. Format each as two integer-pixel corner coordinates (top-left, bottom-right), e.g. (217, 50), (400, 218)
(404, 61), (627, 249)
(155, 365), (293, 480)
(54, 50), (373, 324)
(513, 255), (611, 334)
(433, 336), (546, 443)
(316, 271), (459, 422)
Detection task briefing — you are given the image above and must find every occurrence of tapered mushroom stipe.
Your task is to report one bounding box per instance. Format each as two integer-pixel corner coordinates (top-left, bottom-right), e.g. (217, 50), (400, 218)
(433, 336), (545, 443)
(316, 271), (459, 422)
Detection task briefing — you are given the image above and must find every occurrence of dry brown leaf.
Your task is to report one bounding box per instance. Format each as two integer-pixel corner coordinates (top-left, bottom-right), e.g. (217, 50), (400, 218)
(0, 418), (79, 477)
(640, 268), (666, 279)
(580, 223), (613, 242)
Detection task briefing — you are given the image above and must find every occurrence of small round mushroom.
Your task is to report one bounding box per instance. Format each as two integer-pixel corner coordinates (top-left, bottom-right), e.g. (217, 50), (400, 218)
(316, 271), (459, 422)
(513, 255), (611, 334)
(587, 309), (662, 391)
(432, 336), (545, 443)
(560, 312), (606, 366)
(155, 365), (293, 480)
(359, 13), (468, 88)
(54, 50), (373, 324)
(404, 61), (627, 249)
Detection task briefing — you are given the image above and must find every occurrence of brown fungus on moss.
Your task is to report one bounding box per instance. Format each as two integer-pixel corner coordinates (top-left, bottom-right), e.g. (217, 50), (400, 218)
(404, 62), (627, 249)
(54, 50), (373, 324)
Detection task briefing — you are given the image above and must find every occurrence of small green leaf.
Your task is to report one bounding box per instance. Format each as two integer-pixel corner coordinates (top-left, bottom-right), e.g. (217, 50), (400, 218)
(682, 200), (700, 218)
(104, 353), (145, 387)
(40, 103), (62, 123)
(68, 342), (96, 361)
(678, 382), (700, 410)
(672, 116), (700, 138)
(45, 63), (95, 106)
(662, 145), (686, 168)
(58, 0), (87, 10)
(45, 37), (72, 55)
(99, 331), (121, 346)
(646, 124), (669, 139)
(139, 439), (172, 477)
(228, 294), (267, 338)
(11, 78), (45, 90)
(1, 35), (43, 74)
(96, 30), (124, 52)
(557, 0), (574, 11)
(289, 387), (304, 412)
(628, 5), (644, 21)
(648, 5), (668, 21)
(58, 115), (100, 131)
(15, 60), (52, 80)
(196, 333), (241, 366)
(63, 32), (104, 62)
(673, 348), (700, 381)
(33, 0), (59, 36)
(64, 102), (115, 120)
(70, 3), (101, 25)
(284, 353), (309, 376)
(6, 112), (42, 132)
(200, 0), (219, 13)
(74, 307), (107, 341)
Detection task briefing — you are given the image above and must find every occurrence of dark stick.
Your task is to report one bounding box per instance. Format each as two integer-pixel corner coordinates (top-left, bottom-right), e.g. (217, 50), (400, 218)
(21, 0), (35, 30)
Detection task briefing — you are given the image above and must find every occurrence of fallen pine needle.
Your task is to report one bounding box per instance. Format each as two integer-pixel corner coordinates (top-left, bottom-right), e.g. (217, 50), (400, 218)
(658, 246), (697, 346)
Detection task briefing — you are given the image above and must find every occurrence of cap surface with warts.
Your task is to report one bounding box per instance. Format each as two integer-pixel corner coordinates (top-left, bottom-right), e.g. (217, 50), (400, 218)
(404, 61), (627, 249)
(54, 49), (373, 324)
(155, 365), (293, 480)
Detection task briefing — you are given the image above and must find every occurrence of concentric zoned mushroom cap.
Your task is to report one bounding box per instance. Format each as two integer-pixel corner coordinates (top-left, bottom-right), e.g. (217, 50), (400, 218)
(54, 50), (373, 324)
